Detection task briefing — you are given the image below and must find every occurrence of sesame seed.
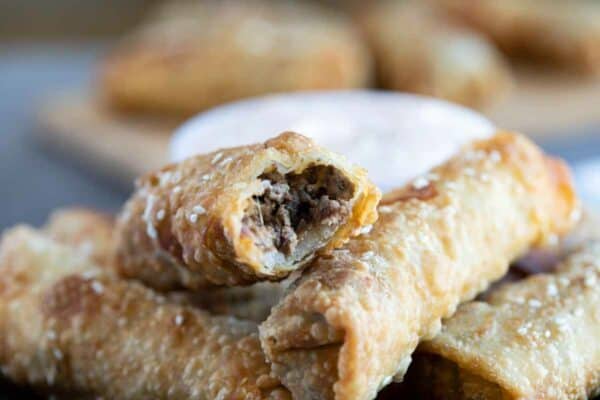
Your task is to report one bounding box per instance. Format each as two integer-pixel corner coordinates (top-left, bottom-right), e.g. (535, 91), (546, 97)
(192, 205), (206, 215)
(445, 182), (458, 190)
(91, 281), (104, 294)
(156, 209), (166, 220)
(584, 274), (596, 287)
(544, 330), (551, 338)
(173, 186), (182, 193)
(379, 206), (393, 214)
(175, 315), (185, 326)
(546, 283), (558, 297)
(358, 225), (372, 235)
(53, 349), (63, 360)
(189, 213), (198, 223)
(211, 152), (224, 164)
(412, 177), (430, 190)
(46, 330), (57, 340)
(489, 150), (502, 163)
(201, 174), (211, 181)
(220, 157), (233, 166)
(517, 325), (528, 336)
(528, 299), (542, 308)
(142, 194), (157, 239)
(464, 168), (476, 177)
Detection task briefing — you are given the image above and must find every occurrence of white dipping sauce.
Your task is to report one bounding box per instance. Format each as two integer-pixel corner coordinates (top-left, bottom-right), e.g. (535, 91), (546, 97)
(170, 91), (495, 191)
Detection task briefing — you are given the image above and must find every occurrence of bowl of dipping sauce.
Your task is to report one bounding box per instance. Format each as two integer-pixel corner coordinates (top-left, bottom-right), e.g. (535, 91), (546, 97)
(171, 91), (495, 191)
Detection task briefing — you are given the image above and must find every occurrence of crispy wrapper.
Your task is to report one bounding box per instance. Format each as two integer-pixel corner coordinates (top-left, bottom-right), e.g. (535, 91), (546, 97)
(410, 240), (600, 400)
(440, 0), (600, 74)
(0, 226), (290, 399)
(259, 132), (579, 400)
(359, 1), (511, 109)
(44, 208), (284, 322)
(44, 208), (115, 268)
(116, 132), (380, 289)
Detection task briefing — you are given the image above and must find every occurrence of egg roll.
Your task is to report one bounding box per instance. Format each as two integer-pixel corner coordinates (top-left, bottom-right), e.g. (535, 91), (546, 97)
(259, 132), (579, 400)
(440, 0), (600, 74)
(116, 131), (380, 289)
(359, 0), (511, 109)
(410, 240), (600, 400)
(44, 207), (284, 322)
(0, 226), (290, 399)
(101, 0), (371, 117)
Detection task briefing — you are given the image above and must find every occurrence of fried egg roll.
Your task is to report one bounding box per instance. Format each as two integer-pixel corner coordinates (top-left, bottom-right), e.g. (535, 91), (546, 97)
(360, 0), (511, 109)
(0, 226), (290, 399)
(441, 0), (600, 74)
(101, 0), (371, 117)
(44, 208), (284, 323)
(259, 132), (579, 400)
(116, 132), (380, 289)
(410, 240), (600, 400)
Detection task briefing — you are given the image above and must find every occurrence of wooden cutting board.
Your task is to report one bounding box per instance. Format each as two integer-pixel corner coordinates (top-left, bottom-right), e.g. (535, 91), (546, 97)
(38, 69), (600, 186)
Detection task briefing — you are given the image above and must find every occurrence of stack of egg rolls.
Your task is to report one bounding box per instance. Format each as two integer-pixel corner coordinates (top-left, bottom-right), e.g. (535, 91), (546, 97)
(0, 131), (585, 399)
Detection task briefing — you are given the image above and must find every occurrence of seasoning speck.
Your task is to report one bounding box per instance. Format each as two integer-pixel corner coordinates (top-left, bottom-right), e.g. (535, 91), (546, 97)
(412, 177), (430, 190)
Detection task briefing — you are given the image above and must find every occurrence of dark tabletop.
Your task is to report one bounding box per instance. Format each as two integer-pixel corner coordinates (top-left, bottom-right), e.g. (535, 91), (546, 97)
(0, 42), (599, 399)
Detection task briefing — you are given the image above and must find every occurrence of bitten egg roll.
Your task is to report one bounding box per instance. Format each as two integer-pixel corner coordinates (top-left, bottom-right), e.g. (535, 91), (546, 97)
(0, 226), (290, 399)
(116, 131), (380, 289)
(259, 132), (579, 400)
(409, 240), (600, 400)
(440, 0), (600, 74)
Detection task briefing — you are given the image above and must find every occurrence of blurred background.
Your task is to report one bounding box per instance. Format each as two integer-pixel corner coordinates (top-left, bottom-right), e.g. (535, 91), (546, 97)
(1, 0), (599, 227)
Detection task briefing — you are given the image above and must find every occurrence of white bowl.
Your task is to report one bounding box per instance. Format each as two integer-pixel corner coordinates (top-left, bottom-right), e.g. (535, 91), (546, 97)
(574, 158), (600, 210)
(171, 90), (495, 191)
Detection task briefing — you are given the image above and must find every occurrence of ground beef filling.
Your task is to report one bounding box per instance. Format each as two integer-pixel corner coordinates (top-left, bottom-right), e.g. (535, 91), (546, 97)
(243, 165), (354, 258)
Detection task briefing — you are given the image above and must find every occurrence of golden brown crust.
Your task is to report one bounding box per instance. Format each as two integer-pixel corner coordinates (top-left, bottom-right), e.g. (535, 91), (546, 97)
(100, 0), (372, 117)
(44, 207), (115, 269)
(359, 1), (512, 109)
(440, 0), (600, 74)
(259, 132), (579, 400)
(115, 131), (380, 289)
(413, 241), (600, 399)
(0, 226), (290, 399)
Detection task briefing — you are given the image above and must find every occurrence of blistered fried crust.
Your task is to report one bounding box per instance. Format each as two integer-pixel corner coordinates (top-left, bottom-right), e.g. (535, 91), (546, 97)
(44, 208), (284, 323)
(413, 241), (600, 400)
(0, 227), (290, 400)
(259, 132), (579, 400)
(440, 0), (600, 74)
(360, 1), (511, 109)
(100, 0), (372, 117)
(116, 132), (380, 289)
(44, 208), (115, 268)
